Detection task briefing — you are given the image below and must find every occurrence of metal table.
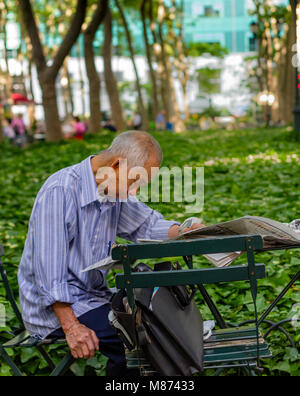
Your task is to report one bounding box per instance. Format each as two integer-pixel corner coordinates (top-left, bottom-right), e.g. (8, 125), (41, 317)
(111, 234), (299, 374)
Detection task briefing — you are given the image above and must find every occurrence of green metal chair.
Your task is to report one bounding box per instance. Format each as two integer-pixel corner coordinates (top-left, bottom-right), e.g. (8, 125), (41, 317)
(112, 234), (273, 376)
(0, 244), (75, 376)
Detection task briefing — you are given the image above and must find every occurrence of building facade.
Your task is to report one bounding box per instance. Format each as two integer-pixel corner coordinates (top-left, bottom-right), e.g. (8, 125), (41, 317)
(183, 0), (254, 53)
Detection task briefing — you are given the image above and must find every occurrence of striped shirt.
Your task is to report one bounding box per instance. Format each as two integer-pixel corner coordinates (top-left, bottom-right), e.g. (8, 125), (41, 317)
(18, 156), (178, 339)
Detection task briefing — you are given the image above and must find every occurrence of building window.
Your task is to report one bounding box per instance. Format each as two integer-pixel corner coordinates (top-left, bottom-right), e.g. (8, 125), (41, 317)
(193, 4), (222, 18)
(206, 6), (220, 17)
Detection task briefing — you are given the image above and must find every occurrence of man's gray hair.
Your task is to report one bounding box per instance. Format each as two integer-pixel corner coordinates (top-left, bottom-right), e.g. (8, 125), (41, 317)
(106, 131), (163, 167)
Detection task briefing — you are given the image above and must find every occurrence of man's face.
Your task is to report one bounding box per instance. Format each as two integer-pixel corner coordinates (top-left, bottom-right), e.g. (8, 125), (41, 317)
(96, 156), (160, 201)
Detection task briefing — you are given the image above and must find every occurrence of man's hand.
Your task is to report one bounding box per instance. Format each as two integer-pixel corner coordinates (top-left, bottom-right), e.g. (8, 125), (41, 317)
(52, 302), (99, 360)
(65, 323), (99, 360)
(181, 223), (206, 234)
(168, 223), (206, 239)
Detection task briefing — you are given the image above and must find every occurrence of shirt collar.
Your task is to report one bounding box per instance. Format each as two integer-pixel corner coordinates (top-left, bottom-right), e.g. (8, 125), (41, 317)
(80, 156), (139, 208)
(80, 156), (119, 209)
(80, 156), (100, 208)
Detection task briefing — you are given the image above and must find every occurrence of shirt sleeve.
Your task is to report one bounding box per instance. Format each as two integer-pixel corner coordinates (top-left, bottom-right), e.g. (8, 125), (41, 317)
(32, 186), (74, 309)
(117, 197), (180, 242)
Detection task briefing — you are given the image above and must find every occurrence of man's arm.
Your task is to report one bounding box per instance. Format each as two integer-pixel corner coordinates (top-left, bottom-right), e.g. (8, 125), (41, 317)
(32, 187), (98, 360)
(117, 199), (204, 242)
(52, 303), (99, 360)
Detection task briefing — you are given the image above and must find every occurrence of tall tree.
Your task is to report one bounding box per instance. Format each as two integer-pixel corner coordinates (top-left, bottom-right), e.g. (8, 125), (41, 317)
(115, 0), (149, 130)
(169, 0), (190, 120)
(84, 0), (109, 133)
(157, 0), (185, 132)
(141, 0), (160, 121)
(250, 0), (294, 123)
(103, 8), (125, 131)
(18, 0), (87, 142)
(75, 41), (87, 116)
(148, 0), (170, 121)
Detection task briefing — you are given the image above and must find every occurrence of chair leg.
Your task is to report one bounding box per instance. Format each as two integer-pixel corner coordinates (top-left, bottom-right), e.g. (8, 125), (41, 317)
(0, 345), (23, 376)
(36, 345), (56, 371)
(49, 351), (75, 377)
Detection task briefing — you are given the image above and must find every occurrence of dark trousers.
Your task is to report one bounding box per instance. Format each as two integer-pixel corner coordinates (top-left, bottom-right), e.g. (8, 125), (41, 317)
(50, 304), (139, 376)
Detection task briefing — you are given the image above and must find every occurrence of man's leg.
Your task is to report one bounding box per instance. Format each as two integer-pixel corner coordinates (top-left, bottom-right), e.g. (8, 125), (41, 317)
(50, 304), (139, 376)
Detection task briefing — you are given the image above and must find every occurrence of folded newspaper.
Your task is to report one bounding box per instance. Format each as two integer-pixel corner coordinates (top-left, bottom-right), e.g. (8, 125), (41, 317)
(175, 216), (300, 248)
(82, 216), (300, 272)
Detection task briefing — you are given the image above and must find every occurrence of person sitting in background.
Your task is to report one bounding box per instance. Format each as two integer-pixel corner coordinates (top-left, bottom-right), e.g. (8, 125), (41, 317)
(3, 118), (15, 143)
(34, 120), (46, 142)
(11, 114), (27, 147)
(62, 118), (75, 139)
(73, 116), (87, 141)
(155, 111), (166, 130)
(132, 113), (142, 130)
(103, 118), (117, 133)
(11, 114), (26, 136)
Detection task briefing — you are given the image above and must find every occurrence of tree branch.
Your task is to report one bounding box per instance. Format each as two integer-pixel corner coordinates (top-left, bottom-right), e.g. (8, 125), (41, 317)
(84, 0), (108, 39)
(18, 0), (47, 73)
(48, 0), (88, 79)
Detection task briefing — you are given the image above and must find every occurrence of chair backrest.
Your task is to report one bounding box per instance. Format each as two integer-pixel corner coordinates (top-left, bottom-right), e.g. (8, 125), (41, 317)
(0, 244), (24, 327)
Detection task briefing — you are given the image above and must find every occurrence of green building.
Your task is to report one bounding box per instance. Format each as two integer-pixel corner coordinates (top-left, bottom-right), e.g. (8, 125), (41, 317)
(183, 0), (253, 53)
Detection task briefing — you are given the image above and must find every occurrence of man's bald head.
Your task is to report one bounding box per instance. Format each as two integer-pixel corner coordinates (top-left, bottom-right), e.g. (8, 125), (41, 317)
(105, 131), (163, 168)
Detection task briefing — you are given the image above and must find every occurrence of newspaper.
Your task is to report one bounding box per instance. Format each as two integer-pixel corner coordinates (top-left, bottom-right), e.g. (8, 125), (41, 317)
(81, 256), (123, 273)
(176, 215), (300, 249)
(82, 216), (300, 272)
(202, 251), (243, 268)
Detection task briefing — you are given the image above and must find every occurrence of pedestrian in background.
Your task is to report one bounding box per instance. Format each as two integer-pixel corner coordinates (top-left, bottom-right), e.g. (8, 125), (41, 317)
(73, 116), (87, 141)
(3, 118), (16, 144)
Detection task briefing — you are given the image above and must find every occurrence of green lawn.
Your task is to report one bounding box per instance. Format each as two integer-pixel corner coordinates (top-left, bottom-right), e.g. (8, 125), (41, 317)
(0, 128), (299, 376)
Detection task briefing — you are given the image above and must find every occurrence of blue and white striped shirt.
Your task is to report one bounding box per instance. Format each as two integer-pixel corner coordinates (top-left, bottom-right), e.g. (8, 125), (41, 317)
(18, 156), (177, 339)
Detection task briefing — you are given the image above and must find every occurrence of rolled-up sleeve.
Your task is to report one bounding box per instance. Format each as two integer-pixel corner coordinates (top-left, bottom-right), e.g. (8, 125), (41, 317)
(117, 198), (179, 242)
(32, 186), (74, 309)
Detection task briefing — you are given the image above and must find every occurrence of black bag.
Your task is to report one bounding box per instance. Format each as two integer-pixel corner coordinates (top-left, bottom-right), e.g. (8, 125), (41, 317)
(111, 262), (204, 376)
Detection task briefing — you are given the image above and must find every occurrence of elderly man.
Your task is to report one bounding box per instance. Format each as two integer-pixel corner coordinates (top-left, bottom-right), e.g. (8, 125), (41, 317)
(18, 131), (202, 376)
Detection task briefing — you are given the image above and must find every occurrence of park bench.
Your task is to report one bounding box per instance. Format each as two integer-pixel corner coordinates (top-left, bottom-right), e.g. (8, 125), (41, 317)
(0, 244), (75, 376)
(111, 234), (300, 376)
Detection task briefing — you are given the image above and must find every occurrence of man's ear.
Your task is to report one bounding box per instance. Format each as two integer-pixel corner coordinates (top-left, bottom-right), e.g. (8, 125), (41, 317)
(111, 159), (120, 170)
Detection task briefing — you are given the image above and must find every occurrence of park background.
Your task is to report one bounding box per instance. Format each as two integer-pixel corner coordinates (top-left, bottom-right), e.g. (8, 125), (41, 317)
(0, 0), (299, 376)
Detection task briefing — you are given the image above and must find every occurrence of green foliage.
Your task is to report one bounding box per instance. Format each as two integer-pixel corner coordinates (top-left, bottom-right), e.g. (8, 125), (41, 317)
(187, 42), (229, 58)
(0, 127), (299, 376)
(197, 68), (221, 97)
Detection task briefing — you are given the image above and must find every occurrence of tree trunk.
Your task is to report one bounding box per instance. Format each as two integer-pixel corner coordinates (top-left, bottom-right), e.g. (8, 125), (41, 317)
(149, 0), (170, 122)
(28, 58), (36, 102)
(141, 0), (159, 121)
(103, 9), (125, 131)
(18, 0), (87, 142)
(65, 60), (74, 115)
(115, 0), (149, 130)
(157, 11), (173, 122)
(84, 34), (101, 132)
(40, 79), (64, 142)
(171, 0), (190, 121)
(278, 1), (297, 122)
(183, 88), (190, 121)
(76, 42), (87, 116)
(84, 0), (108, 134)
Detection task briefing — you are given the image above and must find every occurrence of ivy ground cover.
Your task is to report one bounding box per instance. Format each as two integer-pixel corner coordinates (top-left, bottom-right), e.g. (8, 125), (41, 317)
(0, 127), (299, 376)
